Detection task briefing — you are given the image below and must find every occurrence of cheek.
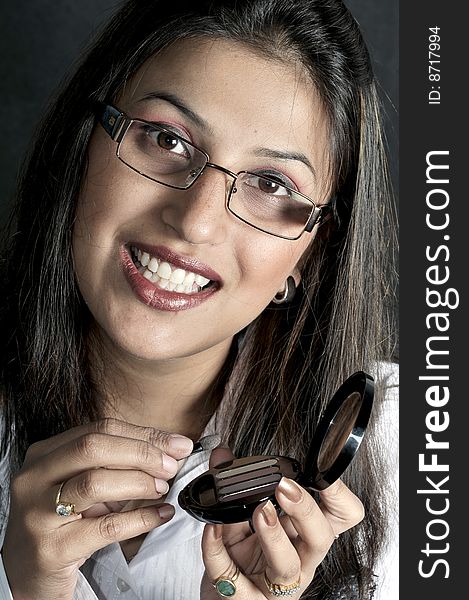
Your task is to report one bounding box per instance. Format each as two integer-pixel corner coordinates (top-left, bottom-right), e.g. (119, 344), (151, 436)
(236, 237), (310, 300)
(71, 193), (110, 271)
(76, 131), (138, 228)
(71, 206), (100, 304)
(71, 179), (122, 297)
(72, 163), (138, 254)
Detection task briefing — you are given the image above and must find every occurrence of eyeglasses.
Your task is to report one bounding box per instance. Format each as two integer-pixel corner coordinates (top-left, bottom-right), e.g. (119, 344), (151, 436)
(96, 103), (330, 240)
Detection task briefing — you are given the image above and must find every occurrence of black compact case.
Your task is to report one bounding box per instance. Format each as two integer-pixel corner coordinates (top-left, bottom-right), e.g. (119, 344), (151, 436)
(178, 371), (374, 525)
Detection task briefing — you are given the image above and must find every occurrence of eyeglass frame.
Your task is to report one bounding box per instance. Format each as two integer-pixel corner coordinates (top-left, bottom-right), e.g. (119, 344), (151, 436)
(95, 102), (332, 240)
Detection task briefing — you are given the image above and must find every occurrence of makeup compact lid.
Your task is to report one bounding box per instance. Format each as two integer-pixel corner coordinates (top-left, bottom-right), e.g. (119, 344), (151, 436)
(302, 371), (374, 490)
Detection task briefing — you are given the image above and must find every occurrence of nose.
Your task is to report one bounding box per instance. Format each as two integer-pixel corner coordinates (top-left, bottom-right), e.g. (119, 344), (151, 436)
(161, 168), (230, 245)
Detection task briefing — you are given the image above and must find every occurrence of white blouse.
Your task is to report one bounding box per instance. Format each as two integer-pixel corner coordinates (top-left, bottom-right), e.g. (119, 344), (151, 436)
(0, 363), (398, 599)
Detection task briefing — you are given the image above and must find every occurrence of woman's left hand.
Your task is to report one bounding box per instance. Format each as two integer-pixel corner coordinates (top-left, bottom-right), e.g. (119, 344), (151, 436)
(200, 448), (364, 599)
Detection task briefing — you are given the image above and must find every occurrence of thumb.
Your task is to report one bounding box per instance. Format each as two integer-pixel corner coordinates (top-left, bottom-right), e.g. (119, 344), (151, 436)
(318, 479), (365, 533)
(209, 446), (235, 469)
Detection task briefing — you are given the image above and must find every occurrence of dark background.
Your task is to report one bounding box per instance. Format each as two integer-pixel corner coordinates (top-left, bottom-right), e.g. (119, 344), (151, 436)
(0, 0), (397, 226)
(399, 1), (465, 595)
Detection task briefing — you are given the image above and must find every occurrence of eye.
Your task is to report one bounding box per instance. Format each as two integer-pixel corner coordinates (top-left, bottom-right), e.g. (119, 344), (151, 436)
(245, 172), (295, 197)
(257, 177), (287, 195)
(145, 126), (192, 158)
(157, 132), (181, 150)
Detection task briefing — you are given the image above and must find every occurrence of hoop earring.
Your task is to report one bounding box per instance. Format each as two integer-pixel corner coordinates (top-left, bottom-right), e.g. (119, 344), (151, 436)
(272, 276), (296, 305)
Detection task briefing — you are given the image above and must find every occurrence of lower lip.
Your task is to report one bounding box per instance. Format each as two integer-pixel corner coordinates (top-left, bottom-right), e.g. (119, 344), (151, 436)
(120, 246), (219, 312)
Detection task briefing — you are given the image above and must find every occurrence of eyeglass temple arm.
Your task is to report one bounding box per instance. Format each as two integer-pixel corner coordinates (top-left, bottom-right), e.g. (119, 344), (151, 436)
(304, 201), (333, 232)
(95, 102), (127, 141)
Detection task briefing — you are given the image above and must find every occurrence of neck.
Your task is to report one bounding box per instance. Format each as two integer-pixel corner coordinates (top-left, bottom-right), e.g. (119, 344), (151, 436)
(89, 331), (234, 440)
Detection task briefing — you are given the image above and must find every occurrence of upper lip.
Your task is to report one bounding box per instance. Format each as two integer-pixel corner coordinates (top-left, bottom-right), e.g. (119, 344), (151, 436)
(126, 242), (222, 283)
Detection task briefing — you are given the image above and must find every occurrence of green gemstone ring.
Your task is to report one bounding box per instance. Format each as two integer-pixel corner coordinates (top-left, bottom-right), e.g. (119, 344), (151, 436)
(212, 565), (240, 597)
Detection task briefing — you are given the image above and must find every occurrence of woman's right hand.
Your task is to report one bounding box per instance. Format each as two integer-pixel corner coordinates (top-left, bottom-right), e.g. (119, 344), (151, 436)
(1, 418), (193, 600)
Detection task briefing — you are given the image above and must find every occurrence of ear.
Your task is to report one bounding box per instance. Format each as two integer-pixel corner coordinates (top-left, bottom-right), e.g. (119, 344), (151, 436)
(290, 266), (301, 288)
(274, 266), (301, 300)
(275, 266), (301, 295)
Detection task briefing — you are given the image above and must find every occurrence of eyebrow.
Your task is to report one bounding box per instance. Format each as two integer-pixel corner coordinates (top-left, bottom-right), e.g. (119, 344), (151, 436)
(253, 147), (316, 179)
(139, 91), (213, 134)
(139, 91), (316, 177)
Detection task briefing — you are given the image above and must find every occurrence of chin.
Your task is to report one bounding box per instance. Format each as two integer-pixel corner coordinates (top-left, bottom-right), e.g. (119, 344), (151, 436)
(96, 319), (230, 364)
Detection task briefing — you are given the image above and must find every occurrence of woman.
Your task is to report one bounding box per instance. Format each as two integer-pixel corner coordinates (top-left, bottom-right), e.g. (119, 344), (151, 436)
(0, 0), (398, 598)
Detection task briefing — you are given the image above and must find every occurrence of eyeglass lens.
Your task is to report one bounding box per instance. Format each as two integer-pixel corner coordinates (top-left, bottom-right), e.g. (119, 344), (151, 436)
(118, 120), (315, 238)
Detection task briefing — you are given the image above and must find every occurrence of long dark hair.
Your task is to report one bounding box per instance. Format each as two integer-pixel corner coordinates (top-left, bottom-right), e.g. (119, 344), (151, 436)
(0, 1), (397, 598)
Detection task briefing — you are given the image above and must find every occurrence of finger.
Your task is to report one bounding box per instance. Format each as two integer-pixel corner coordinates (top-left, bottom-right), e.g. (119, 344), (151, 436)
(57, 504), (175, 565)
(219, 520), (254, 546)
(251, 501), (302, 589)
(56, 469), (170, 515)
(318, 478), (365, 532)
(25, 417), (193, 464)
(201, 524), (259, 599)
(34, 433), (182, 485)
(276, 478), (336, 569)
(279, 512), (300, 540)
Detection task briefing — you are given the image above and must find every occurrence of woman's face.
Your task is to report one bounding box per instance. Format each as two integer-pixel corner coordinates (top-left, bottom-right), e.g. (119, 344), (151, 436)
(73, 38), (331, 363)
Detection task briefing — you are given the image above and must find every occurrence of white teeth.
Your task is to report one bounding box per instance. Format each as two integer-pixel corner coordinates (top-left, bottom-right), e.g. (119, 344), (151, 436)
(130, 246), (214, 294)
(148, 257), (159, 273)
(157, 261), (172, 280)
(183, 272), (195, 286)
(195, 274), (210, 287)
(170, 268), (186, 284)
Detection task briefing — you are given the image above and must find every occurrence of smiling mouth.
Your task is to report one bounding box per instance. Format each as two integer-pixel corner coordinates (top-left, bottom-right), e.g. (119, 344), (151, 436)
(129, 245), (216, 294)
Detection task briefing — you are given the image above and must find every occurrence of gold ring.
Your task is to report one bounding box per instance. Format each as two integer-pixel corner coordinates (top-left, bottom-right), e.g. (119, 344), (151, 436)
(212, 565), (240, 597)
(264, 571), (301, 597)
(55, 482), (78, 517)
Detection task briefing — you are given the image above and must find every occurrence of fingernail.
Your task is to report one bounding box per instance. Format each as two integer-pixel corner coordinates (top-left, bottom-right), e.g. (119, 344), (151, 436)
(212, 523), (223, 540)
(162, 454), (178, 475)
(158, 504), (175, 520)
(278, 478), (303, 503)
(261, 501), (278, 527)
(168, 434), (193, 455)
(154, 479), (169, 494)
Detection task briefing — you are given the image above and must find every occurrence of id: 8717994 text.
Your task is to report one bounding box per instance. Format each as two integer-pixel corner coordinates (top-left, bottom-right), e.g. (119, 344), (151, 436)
(428, 26), (441, 105)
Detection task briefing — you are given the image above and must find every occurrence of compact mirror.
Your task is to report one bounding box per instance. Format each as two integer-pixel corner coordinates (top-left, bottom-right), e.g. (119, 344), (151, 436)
(318, 392), (361, 471)
(317, 392), (362, 471)
(178, 371), (374, 524)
